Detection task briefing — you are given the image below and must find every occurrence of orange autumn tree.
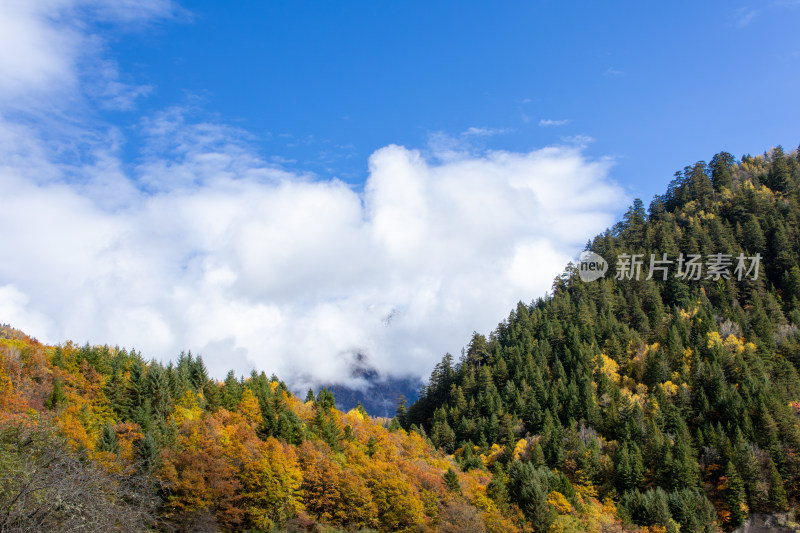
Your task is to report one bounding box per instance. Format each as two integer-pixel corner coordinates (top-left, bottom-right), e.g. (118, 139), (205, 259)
(297, 439), (379, 529)
(160, 409), (246, 530)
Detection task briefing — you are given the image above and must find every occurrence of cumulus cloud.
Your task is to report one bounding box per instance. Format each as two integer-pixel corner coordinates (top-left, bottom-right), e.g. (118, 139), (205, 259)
(0, 0), (628, 390)
(0, 126), (626, 387)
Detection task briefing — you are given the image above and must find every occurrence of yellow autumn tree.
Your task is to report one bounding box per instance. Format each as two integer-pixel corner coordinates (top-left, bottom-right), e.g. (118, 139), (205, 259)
(366, 464), (426, 532)
(241, 437), (304, 529)
(239, 388), (261, 427)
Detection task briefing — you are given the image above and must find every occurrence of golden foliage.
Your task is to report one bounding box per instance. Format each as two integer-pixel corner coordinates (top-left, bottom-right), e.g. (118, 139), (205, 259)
(241, 437), (304, 529)
(511, 438), (529, 462)
(547, 491), (573, 515)
(238, 388), (261, 426)
(596, 353), (621, 384)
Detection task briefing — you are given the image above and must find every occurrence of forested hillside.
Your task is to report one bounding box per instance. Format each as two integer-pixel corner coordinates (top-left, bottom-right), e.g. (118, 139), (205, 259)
(2, 146), (800, 532)
(0, 326), (622, 532)
(406, 146), (800, 531)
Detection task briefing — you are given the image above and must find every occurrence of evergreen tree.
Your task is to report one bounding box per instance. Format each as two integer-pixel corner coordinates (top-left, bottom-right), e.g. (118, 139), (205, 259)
(767, 459), (788, 511)
(146, 364), (173, 420)
(366, 435), (378, 457)
(316, 388), (336, 410)
(710, 151), (735, 191)
(395, 395), (408, 429)
(135, 432), (161, 473)
(190, 355), (209, 392)
(443, 467), (460, 493)
(276, 410), (305, 445)
(97, 423), (119, 454)
(721, 461), (748, 527)
(220, 370), (243, 410)
(769, 146), (791, 192)
(46, 377), (67, 410)
(508, 461), (554, 533)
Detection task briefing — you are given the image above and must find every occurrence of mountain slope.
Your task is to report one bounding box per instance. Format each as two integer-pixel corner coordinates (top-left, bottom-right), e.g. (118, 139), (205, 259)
(405, 146), (800, 531)
(0, 326), (623, 531)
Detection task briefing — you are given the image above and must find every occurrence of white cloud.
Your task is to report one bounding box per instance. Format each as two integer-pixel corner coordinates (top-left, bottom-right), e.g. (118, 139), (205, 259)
(0, 0), (174, 110)
(733, 7), (760, 27)
(0, 0), (628, 390)
(0, 122), (626, 388)
(561, 134), (595, 145)
(603, 68), (624, 77)
(538, 119), (570, 127)
(0, 1), (81, 103)
(732, 2), (800, 29)
(462, 126), (512, 137)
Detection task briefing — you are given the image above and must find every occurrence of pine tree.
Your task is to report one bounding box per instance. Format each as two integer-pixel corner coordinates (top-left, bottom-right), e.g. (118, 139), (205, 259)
(710, 151), (735, 191)
(431, 418), (456, 453)
(508, 461), (554, 533)
(769, 146), (791, 192)
(125, 361), (147, 420)
(51, 346), (66, 369)
(46, 377), (67, 410)
(97, 423), (119, 454)
(316, 388), (336, 410)
(614, 443), (632, 492)
(104, 371), (128, 418)
(220, 370), (242, 410)
(366, 435), (378, 457)
(669, 437), (699, 489)
(311, 402), (341, 450)
(721, 461), (748, 527)
(146, 364), (173, 420)
(190, 355), (209, 392)
(395, 395), (408, 429)
(443, 467), (460, 493)
(276, 410), (305, 445)
(203, 379), (221, 411)
(135, 432), (160, 473)
(767, 459), (788, 511)
(460, 442), (483, 471)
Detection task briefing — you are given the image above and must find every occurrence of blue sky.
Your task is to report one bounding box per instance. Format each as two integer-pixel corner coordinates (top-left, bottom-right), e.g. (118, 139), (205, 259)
(0, 0), (798, 387)
(106, 1), (800, 196)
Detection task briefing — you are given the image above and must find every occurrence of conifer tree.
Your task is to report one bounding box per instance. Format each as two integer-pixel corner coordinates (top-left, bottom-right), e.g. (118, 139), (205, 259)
(767, 459), (788, 511)
(722, 461), (748, 527)
(443, 467), (460, 493)
(46, 377), (67, 410)
(97, 423), (119, 454)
